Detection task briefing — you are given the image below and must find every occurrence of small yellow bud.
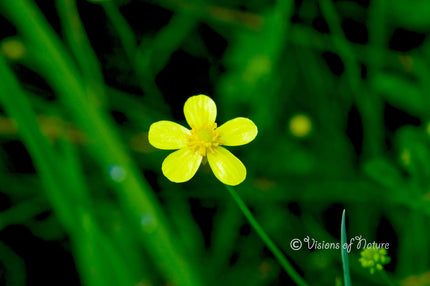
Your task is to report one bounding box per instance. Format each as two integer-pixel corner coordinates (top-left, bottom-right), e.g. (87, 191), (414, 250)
(1, 38), (26, 60)
(289, 114), (312, 138)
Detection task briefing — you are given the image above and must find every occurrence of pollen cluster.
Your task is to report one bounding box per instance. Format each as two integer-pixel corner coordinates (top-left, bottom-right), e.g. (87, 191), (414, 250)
(187, 122), (222, 156)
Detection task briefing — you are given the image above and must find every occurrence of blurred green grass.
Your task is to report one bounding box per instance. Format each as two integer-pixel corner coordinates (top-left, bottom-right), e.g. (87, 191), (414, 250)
(0, 0), (430, 285)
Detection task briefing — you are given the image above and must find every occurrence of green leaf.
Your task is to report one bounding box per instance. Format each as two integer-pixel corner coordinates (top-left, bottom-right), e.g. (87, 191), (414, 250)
(341, 210), (351, 286)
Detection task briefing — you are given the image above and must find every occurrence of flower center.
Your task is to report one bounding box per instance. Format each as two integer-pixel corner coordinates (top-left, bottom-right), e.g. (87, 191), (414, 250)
(187, 123), (222, 156)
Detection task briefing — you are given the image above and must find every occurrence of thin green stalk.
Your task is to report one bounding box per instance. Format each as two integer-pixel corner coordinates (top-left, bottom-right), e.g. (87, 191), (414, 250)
(0, 242), (25, 286)
(136, 12), (197, 77)
(102, 2), (137, 61)
(341, 210), (351, 286)
(0, 198), (49, 231)
(225, 185), (308, 286)
(56, 0), (106, 104)
(102, 1), (168, 112)
(379, 270), (396, 286)
(319, 0), (383, 158)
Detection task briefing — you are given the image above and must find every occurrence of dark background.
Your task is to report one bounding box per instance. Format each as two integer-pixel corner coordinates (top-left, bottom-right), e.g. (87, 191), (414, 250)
(1, 0), (429, 285)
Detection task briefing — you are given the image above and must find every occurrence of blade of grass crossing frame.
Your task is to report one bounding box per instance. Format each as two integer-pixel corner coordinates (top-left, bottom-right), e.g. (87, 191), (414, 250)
(0, 55), (135, 286)
(341, 210), (351, 286)
(0, 55), (76, 232)
(0, 1), (201, 285)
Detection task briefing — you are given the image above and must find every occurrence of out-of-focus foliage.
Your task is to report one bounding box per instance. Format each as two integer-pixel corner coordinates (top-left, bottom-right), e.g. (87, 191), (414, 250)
(0, 0), (430, 285)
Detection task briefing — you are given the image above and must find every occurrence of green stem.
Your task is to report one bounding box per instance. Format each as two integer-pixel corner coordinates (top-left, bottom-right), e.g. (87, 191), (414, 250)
(225, 185), (308, 286)
(379, 270), (396, 286)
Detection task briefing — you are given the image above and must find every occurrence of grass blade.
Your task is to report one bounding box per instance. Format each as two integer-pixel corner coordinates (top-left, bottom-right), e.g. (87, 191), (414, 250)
(341, 209), (351, 286)
(0, 1), (202, 285)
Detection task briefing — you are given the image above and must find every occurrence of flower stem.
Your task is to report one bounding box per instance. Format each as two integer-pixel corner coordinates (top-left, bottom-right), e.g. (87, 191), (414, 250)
(379, 270), (396, 286)
(225, 185), (308, 286)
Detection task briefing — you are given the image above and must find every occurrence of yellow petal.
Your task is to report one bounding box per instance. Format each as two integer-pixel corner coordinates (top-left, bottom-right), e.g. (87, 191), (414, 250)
(217, 117), (258, 146)
(148, 121), (190, 150)
(184, 94), (217, 128)
(207, 147), (246, 186)
(162, 148), (202, 183)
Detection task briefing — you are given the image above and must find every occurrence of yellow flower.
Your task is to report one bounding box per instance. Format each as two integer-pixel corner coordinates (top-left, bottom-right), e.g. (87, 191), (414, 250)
(148, 94), (257, 186)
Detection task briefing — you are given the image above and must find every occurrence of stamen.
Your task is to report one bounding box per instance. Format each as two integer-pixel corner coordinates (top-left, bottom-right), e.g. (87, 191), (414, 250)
(187, 122), (221, 156)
